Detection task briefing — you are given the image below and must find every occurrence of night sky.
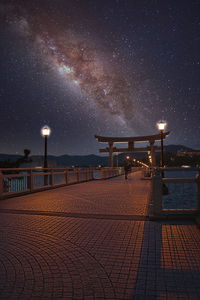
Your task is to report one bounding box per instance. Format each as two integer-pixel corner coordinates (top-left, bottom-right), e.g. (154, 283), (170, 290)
(0, 0), (200, 156)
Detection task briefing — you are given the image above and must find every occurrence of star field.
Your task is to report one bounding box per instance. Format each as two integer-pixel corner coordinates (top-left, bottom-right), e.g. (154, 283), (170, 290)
(0, 0), (200, 155)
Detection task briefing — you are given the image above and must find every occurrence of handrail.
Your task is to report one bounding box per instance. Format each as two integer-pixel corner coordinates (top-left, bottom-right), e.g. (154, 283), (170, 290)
(0, 167), (124, 199)
(156, 167), (200, 172)
(163, 178), (195, 183)
(151, 167), (200, 217)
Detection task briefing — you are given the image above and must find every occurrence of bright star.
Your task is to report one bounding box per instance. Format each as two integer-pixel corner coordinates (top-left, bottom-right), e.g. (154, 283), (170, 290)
(73, 80), (79, 85)
(63, 65), (73, 73)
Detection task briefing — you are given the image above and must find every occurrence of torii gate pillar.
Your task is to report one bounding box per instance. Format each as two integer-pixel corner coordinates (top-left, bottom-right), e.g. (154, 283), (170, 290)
(95, 132), (170, 168)
(149, 141), (156, 167)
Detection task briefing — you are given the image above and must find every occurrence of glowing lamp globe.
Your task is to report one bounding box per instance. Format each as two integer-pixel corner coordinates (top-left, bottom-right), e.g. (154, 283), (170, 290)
(41, 126), (51, 137)
(157, 121), (167, 132)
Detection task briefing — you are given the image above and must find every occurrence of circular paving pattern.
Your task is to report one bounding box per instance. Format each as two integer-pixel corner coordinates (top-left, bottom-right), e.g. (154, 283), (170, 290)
(0, 227), (116, 300)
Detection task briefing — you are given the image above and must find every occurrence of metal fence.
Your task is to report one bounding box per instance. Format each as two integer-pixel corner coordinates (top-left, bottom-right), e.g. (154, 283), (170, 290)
(151, 167), (200, 217)
(0, 167), (124, 199)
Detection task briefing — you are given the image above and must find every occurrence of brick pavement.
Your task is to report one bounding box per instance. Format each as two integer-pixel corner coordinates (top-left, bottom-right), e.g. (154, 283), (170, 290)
(0, 171), (200, 299)
(0, 171), (149, 217)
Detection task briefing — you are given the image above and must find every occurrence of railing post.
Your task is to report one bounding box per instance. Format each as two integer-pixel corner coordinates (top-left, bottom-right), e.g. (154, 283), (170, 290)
(196, 171), (200, 211)
(30, 169), (34, 191)
(65, 170), (68, 185)
(91, 168), (94, 180)
(44, 168), (49, 186)
(76, 168), (79, 182)
(50, 169), (54, 186)
(0, 171), (3, 197)
(101, 168), (104, 179)
(152, 169), (163, 216)
(27, 169), (34, 192)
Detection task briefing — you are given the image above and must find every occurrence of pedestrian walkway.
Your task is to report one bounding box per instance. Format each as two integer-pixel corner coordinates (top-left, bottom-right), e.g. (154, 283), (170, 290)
(0, 171), (150, 217)
(0, 171), (200, 299)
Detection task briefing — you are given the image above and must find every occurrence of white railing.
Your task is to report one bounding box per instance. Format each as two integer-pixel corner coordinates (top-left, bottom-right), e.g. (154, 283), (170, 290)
(0, 167), (124, 199)
(151, 167), (200, 217)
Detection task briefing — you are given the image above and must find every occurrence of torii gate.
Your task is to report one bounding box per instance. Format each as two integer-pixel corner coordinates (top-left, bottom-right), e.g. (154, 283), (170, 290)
(95, 132), (170, 167)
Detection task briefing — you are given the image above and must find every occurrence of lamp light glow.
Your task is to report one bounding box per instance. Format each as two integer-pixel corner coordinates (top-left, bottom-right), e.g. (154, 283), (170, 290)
(157, 121), (167, 132)
(41, 125), (51, 137)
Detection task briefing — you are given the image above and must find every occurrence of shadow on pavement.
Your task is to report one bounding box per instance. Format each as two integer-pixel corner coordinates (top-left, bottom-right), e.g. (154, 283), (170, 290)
(132, 220), (200, 299)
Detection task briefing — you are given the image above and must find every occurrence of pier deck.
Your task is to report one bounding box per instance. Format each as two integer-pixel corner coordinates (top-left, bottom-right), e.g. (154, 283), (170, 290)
(0, 171), (200, 299)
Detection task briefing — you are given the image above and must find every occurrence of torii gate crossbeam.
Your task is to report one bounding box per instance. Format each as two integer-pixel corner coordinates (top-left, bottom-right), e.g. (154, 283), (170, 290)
(95, 132), (170, 167)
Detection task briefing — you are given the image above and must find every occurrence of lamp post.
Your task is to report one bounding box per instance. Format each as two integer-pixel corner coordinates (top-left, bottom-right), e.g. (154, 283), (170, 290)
(41, 125), (51, 168)
(157, 121), (169, 195)
(157, 121), (166, 175)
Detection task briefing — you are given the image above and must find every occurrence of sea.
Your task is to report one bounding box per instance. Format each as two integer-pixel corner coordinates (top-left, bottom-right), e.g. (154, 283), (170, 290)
(163, 170), (199, 209)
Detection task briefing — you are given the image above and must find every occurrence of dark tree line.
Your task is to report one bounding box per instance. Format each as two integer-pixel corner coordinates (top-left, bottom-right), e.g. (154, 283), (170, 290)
(141, 152), (200, 168)
(163, 153), (200, 167)
(0, 149), (32, 168)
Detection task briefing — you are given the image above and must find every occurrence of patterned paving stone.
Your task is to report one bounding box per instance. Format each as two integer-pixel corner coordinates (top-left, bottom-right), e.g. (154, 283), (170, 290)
(132, 221), (200, 300)
(0, 172), (200, 299)
(0, 172), (150, 217)
(0, 214), (144, 300)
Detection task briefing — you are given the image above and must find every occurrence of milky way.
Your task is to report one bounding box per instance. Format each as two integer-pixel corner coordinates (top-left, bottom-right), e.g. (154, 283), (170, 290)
(1, 2), (138, 129)
(1, 0), (200, 155)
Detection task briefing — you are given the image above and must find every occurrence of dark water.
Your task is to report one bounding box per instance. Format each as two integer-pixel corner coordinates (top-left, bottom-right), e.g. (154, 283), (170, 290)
(163, 171), (198, 209)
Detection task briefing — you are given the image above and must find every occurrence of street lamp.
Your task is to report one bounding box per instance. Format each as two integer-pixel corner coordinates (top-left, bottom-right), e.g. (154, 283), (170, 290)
(157, 121), (167, 177)
(157, 121), (169, 194)
(41, 125), (51, 168)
